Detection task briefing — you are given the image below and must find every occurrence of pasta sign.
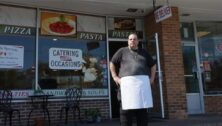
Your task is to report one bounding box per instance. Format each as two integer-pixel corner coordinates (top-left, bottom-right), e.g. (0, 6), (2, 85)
(49, 48), (83, 70)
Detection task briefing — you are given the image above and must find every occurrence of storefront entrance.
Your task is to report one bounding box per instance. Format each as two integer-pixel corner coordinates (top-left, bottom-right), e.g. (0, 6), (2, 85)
(109, 33), (165, 118)
(109, 41), (146, 118)
(109, 41), (127, 118)
(182, 43), (203, 114)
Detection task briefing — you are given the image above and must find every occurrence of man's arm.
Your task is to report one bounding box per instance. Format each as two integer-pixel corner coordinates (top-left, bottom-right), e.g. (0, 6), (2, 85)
(109, 62), (121, 86)
(150, 64), (156, 85)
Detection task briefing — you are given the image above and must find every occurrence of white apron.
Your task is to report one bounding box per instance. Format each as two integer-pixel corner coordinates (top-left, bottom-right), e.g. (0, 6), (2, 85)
(120, 75), (153, 110)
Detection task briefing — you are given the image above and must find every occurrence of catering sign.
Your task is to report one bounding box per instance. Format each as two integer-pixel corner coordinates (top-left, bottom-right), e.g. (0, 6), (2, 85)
(0, 44), (24, 69)
(154, 5), (172, 23)
(49, 48), (83, 70)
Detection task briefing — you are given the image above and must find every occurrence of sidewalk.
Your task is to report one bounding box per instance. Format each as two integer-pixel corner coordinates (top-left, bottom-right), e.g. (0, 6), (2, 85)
(63, 114), (222, 126)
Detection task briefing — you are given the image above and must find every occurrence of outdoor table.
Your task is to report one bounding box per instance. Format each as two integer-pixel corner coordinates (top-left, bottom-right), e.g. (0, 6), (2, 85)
(27, 94), (53, 126)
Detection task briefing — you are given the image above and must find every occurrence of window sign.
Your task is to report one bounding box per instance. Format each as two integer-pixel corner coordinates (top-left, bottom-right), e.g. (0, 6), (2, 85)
(11, 88), (108, 98)
(49, 48), (84, 70)
(0, 25), (36, 36)
(0, 44), (24, 69)
(41, 11), (77, 37)
(107, 17), (144, 39)
(114, 18), (136, 30)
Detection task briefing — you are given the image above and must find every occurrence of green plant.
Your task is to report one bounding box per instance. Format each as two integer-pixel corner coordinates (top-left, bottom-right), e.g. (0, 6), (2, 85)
(85, 108), (101, 123)
(87, 108), (100, 117)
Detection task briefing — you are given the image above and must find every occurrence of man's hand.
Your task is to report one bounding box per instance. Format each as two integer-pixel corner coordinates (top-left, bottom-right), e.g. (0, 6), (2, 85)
(150, 79), (155, 85)
(113, 76), (121, 86)
(110, 62), (121, 86)
(150, 64), (156, 85)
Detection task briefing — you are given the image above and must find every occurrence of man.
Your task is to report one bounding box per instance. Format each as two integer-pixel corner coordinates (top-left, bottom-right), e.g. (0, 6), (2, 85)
(110, 33), (156, 126)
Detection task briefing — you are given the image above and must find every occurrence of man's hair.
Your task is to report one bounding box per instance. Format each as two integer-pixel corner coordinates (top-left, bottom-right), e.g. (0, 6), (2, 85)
(128, 32), (138, 39)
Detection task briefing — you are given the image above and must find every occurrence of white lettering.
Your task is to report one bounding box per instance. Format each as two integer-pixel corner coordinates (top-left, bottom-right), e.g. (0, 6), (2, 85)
(79, 33), (103, 41)
(14, 27), (20, 34)
(3, 26), (32, 35)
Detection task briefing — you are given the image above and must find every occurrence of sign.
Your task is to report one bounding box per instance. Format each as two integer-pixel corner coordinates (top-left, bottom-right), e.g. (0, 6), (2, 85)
(41, 11), (77, 37)
(82, 89), (108, 97)
(0, 25), (35, 36)
(49, 48), (84, 70)
(108, 30), (143, 39)
(0, 44), (24, 69)
(154, 5), (172, 23)
(114, 18), (136, 30)
(77, 32), (106, 41)
(11, 89), (108, 98)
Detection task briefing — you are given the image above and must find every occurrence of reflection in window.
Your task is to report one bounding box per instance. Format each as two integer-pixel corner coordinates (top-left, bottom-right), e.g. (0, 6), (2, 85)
(197, 21), (222, 94)
(0, 35), (36, 89)
(38, 37), (108, 90)
(182, 46), (199, 93)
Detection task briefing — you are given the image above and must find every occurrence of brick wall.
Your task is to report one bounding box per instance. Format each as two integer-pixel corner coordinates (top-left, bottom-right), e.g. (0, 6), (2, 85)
(204, 96), (222, 114)
(145, 7), (187, 119)
(0, 99), (110, 126)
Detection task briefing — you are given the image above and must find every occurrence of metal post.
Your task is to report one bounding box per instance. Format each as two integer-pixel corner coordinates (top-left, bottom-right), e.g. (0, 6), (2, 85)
(155, 33), (165, 118)
(35, 8), (40, 90)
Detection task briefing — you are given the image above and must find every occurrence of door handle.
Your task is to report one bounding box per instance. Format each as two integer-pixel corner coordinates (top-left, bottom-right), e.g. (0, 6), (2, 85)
(184, 75), (194, 77)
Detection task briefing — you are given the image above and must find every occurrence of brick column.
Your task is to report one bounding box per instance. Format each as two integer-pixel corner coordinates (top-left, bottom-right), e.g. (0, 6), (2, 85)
(145, 7), (187, 119)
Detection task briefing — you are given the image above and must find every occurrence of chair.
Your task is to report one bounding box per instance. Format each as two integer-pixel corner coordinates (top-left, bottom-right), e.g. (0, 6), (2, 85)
(0, 90), (21, 126)
(59, 87), (82, 124)
(27, 93), (52, 126)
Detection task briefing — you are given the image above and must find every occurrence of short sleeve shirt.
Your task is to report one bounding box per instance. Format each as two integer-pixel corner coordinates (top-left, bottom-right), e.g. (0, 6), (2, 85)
(111, 47), (156, 77)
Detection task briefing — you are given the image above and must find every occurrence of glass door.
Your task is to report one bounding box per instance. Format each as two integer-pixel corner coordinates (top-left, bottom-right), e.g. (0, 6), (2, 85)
(182, 43), (203, 114)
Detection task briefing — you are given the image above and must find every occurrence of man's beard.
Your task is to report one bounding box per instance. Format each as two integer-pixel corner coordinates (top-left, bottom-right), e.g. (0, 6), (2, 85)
(129, 45), (138, 50)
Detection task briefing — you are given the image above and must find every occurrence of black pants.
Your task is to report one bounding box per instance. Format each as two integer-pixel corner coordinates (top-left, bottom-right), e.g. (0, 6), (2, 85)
(120, 107), (148, 126)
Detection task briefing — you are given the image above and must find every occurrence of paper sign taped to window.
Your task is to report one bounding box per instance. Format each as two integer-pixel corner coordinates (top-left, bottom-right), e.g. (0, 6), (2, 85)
(49, 47), (84, 70)
(0, 44), (24, 69)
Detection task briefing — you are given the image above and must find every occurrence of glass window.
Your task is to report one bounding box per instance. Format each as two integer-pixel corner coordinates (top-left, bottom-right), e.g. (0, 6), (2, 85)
(0, 34), (36, 90)
(38, 36), (108, 91)
(180, 22), (195, 41)
(197, 21), (222, 94)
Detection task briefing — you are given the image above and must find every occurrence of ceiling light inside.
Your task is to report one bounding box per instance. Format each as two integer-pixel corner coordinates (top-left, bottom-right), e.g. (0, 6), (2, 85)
(53, 38), (58, 41)
(197, 31), (210, 37)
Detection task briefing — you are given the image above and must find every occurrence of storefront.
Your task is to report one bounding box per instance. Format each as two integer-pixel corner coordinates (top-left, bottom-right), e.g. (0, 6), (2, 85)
(1, 2), (222, 125)
(0, 5), (111, 125)
(0, 7), (109, 98)
(0, 4), (150, 124)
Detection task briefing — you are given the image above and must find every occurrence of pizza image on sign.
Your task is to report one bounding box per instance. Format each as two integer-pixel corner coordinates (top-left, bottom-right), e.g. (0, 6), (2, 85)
(41, 11), (77, 36)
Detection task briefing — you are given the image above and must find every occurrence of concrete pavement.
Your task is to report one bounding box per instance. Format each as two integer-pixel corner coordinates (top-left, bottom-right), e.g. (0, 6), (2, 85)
(56, 114), (222, 126)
